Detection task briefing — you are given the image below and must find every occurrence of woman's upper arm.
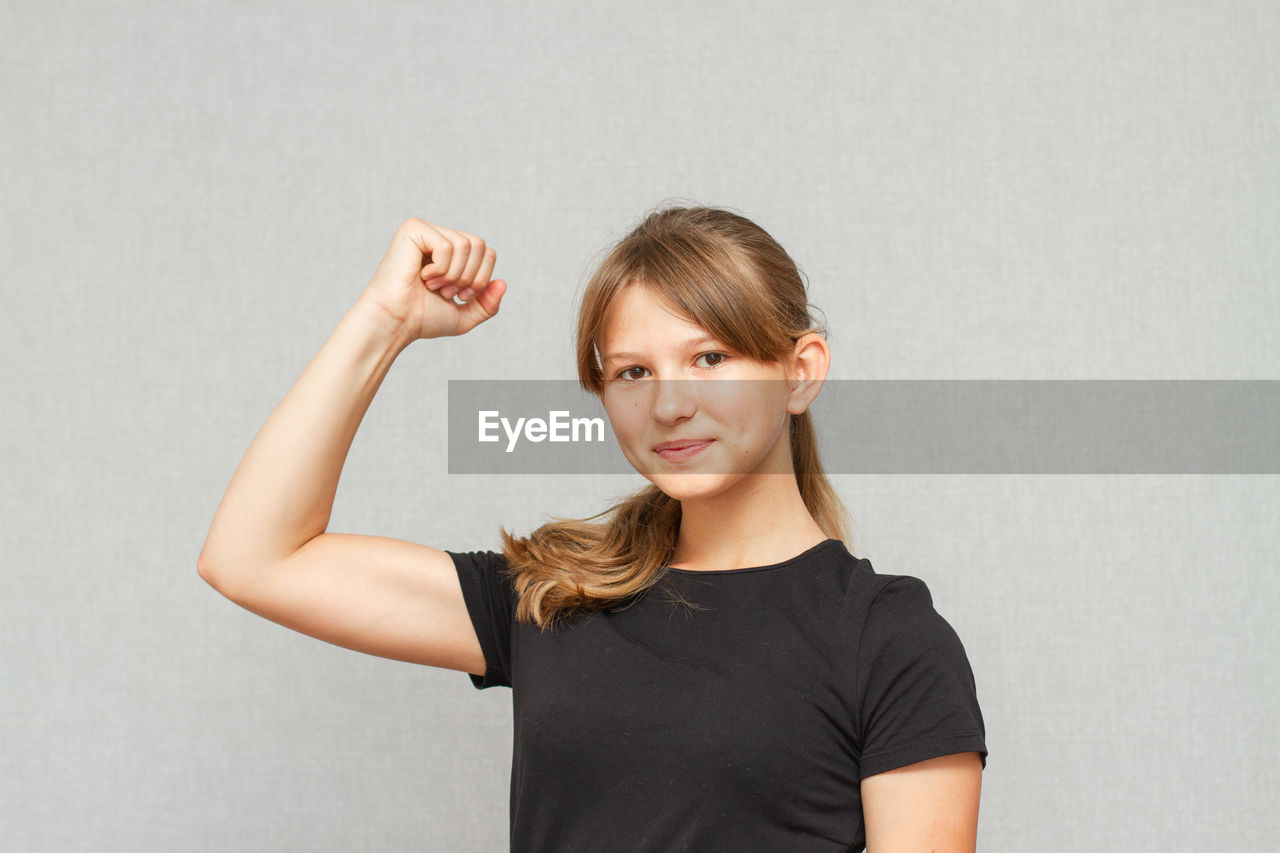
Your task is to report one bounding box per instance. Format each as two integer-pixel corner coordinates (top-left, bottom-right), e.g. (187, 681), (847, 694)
(861, 751), (984, 853)
(199, 532), (487, 673)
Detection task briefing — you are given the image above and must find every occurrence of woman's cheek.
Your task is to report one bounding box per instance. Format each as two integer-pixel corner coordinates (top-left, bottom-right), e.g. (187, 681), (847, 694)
(604, 400), (645, 442)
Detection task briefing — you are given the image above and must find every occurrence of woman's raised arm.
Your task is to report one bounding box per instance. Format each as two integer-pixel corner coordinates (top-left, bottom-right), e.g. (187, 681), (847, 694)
(196, 218), (506, 669)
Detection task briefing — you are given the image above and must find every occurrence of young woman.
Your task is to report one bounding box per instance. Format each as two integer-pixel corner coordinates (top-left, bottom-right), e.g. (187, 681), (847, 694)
(198, 206), (987, 852)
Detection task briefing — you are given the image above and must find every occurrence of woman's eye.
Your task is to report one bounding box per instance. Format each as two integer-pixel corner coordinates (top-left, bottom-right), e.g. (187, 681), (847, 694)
(618, 366), (649, 381)
(695, 352), (727, 368)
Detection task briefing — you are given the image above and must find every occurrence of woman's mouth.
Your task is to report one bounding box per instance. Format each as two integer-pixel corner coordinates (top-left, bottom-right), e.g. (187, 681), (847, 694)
(654, 439), (714, 462)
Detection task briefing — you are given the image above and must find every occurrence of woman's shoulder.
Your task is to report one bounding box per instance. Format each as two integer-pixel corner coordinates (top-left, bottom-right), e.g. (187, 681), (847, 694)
(827, 545), (946, 624)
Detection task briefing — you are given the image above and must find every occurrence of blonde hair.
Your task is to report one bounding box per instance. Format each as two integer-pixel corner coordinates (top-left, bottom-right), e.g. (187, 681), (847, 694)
(500, 204), (853, 630)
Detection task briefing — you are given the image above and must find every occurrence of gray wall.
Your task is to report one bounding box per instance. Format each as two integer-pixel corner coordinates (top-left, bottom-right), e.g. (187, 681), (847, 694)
(3, 1), (1277, 850)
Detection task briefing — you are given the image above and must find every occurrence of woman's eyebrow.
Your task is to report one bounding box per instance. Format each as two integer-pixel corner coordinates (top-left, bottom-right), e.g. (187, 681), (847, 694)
(604, 335), (722, 364)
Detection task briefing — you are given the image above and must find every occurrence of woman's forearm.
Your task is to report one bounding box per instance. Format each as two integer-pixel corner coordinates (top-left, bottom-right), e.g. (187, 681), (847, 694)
(197, 295), (413, 585)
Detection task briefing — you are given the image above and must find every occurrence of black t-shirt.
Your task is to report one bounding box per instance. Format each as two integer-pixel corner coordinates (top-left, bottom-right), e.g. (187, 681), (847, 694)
(448, 538), (987, 852)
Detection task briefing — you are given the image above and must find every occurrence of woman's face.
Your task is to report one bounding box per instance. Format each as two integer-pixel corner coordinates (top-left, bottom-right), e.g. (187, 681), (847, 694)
(598, 284), (801, 503)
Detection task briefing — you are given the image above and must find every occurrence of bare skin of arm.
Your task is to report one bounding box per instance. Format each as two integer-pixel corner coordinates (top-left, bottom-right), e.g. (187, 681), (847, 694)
(197, 218), (507, 673)
(861, 751), (984, 852)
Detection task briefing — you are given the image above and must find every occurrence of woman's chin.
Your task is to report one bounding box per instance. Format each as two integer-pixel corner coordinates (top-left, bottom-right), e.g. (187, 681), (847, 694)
(647, 471), (740, 503)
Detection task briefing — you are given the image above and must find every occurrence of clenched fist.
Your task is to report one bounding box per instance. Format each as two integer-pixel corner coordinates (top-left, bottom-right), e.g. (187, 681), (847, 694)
(360, 218), (508, 342)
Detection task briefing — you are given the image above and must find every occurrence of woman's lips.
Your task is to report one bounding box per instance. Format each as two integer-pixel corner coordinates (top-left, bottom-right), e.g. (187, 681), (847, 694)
(654, 439), (714, 462)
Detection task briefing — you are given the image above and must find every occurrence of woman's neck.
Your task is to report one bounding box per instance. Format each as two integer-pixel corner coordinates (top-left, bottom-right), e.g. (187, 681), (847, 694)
(667, 474), (830, 572)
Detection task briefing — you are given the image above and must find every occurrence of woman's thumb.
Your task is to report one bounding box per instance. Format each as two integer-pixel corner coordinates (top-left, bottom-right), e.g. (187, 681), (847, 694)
(458, 279), (506, 333)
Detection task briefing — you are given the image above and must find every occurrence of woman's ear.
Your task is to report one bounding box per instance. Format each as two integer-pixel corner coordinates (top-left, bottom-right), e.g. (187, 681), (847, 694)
(786, 333), (831, 415)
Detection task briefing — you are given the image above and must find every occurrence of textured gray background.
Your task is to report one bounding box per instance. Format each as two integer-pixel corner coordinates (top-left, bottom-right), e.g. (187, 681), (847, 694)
(3, 1), (1277, 850)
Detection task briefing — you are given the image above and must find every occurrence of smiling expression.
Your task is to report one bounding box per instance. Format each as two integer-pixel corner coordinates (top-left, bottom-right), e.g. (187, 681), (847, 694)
(598, 284), (800, 503)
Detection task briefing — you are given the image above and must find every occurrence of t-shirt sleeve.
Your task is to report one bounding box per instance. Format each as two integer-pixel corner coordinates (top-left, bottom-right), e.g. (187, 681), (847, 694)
(445, 549), (516, 690)
(855, 575), (988, 778)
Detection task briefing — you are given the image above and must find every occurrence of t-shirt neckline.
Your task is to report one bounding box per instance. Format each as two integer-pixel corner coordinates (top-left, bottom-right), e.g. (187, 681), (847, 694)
(663, 538), (843, 575)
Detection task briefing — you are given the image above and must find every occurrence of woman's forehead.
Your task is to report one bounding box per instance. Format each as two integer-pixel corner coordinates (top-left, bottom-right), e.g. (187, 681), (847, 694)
(599, 286), (711, 351)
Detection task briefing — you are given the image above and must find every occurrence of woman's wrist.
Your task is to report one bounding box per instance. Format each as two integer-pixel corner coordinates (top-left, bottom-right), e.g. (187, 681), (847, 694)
(350, 292), (417, 356)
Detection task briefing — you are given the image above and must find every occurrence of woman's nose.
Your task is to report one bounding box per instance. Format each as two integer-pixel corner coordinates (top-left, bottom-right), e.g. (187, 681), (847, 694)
(650, 378), (697, 423)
